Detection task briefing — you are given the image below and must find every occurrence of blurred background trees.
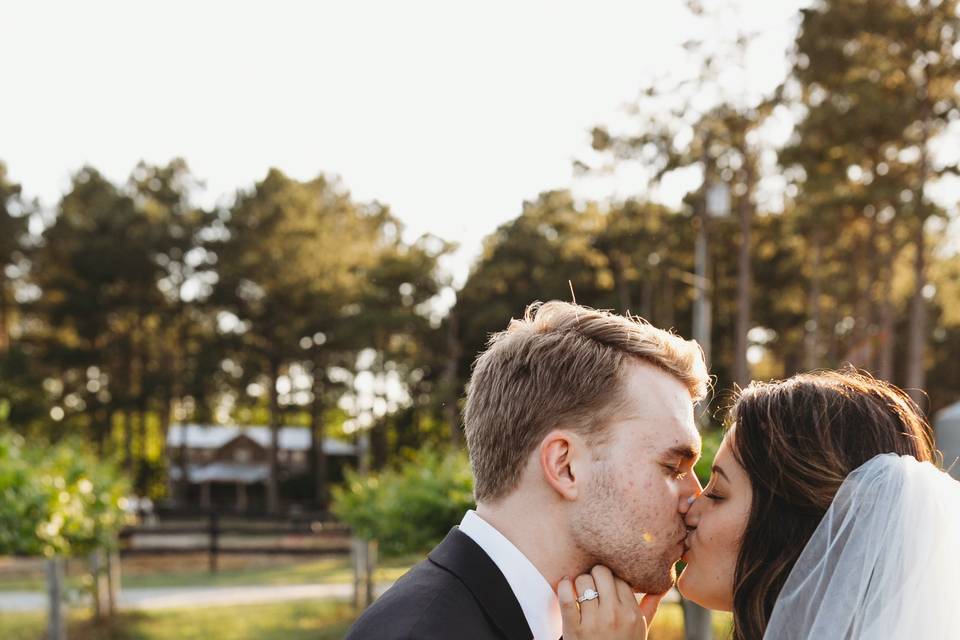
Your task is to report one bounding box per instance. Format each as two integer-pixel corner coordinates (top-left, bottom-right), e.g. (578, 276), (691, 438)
(0, 0), (958, 515)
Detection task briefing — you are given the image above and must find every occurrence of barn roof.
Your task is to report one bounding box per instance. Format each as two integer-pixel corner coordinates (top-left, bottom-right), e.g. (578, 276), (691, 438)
(167, 424), (356, 456)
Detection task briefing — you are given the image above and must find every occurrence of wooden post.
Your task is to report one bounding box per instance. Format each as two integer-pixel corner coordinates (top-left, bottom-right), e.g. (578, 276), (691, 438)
(208, 511), (220, 574)
(682, 597), (713, 640)
(89, 549), (109, 621)
(351, 537), (364, 610)
(351, 538), (377, 609)
(46, 556), (66, 640)
(107, 550), (121, 616)
(365, 540), (378, 605)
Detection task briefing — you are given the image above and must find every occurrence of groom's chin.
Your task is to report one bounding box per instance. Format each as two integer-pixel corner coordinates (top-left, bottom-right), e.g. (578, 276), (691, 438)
(630, 562), (676, 595)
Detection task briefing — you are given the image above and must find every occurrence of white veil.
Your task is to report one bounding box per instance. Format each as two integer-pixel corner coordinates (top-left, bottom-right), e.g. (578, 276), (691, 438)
(763, 453), (960, 639)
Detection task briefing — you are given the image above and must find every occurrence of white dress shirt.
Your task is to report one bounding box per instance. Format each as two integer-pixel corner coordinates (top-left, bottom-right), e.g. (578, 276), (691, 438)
(458, 510), (563, 640)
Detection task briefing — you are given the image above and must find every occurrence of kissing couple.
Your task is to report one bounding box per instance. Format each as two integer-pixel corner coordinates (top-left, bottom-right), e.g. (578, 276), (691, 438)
(347, 301), (960, 639)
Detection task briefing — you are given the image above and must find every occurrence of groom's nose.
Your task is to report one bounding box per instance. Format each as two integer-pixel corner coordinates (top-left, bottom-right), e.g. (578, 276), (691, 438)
(679, 475), (702, 515)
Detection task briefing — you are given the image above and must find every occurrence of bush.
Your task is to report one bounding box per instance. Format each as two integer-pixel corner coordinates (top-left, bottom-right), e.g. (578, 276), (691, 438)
(0, 428), (130, 558)
(332, 448), (474, 557)
(694, 427), (724, 486)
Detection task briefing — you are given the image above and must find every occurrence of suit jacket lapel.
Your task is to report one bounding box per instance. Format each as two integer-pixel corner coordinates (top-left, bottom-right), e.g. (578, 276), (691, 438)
(429, 527), (533, 640)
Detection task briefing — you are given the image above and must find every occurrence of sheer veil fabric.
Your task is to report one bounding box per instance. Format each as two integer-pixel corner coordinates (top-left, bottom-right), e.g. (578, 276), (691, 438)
(763, 453), (960, 639)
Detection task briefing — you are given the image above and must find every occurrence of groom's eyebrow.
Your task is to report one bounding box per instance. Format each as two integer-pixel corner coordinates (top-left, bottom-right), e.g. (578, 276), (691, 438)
(666, 445), (700, 462)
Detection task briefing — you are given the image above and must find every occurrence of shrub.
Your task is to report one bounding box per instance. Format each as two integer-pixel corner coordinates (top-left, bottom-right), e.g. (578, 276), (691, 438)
(332, 448), (474, 557)
(0, 429), (130, 558)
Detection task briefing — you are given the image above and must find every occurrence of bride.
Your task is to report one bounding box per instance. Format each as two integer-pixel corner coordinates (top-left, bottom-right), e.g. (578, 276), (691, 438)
(560, 369), (960, 639)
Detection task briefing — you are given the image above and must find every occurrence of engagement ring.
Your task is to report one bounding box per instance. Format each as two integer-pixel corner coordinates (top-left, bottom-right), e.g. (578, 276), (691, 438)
(576, 589), (599, 604)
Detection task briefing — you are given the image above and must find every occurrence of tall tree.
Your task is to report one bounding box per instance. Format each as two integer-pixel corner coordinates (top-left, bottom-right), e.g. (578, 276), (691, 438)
(0, 163), (30, 356)
(212, 169), (387, 513)
(784, 0), (960, 404)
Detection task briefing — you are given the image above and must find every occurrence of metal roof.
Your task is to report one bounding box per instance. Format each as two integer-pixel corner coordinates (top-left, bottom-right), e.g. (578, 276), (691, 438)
(169, 462), (270, 484)
(166, 424), (356, 456)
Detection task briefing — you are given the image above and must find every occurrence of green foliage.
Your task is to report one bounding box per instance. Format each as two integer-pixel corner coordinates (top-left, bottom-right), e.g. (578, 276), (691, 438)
(0, 425), (130, 558)
(694, 428), (724, 487)
(332, 448), (474, 557)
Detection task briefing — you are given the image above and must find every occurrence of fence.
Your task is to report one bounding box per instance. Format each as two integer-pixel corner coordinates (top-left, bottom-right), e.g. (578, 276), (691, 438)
(118, 510), (352, 573)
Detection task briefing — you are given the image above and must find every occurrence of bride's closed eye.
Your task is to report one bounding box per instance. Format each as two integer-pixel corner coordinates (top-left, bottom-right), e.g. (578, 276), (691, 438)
(701, 479), (726, 501)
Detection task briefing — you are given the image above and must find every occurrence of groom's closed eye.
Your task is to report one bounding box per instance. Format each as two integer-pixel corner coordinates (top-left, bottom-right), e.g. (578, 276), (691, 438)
(661, 445), (700, 479)
(663, 463), (689, 479)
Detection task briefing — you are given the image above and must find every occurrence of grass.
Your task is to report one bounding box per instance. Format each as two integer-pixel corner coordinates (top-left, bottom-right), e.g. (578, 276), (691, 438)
(0, 554), (733, 639)
(0, 600), (356, 639)
(0, 553), (418, 592)
(0, 600), (731, 640)
(649, 603), (733, 640)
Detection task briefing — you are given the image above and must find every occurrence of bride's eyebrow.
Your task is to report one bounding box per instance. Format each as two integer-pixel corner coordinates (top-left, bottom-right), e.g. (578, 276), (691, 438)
(712, 465), (730, 481)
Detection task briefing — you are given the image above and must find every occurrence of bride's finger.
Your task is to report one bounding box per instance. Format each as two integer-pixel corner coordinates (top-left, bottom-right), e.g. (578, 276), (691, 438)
(638, 591), (667, 626)
(557, 577), (581, 632)
(613, 576), (635, 606)
(589, 565), (619, 616)
(574, 574), (599, 627)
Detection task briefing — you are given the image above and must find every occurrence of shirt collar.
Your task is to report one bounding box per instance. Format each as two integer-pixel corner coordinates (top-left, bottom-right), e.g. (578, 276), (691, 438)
(459, 510), (563, 640)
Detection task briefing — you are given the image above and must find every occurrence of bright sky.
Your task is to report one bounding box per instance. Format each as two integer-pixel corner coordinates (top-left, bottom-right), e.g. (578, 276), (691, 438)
(3, 1), (810, 286)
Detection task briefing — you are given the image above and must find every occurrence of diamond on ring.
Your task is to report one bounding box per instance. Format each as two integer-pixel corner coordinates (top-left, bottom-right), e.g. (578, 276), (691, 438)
(576, 588), (600, 604)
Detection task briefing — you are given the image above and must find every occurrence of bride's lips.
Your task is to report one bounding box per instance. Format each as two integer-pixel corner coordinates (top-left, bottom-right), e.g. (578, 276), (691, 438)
(681, 531), (697, 563)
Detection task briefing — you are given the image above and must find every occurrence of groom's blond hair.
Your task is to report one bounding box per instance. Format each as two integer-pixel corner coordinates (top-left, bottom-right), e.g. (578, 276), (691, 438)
(464, 300), (708, 502)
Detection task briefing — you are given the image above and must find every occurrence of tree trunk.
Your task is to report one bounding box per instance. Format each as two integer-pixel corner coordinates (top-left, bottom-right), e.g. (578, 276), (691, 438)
(0, 275), (9, 354)
(123, 409), (134, 475)
(662, 271), (675, 330)
(905, 112), (930, 410)
(369, 345), (389, 470)
(905, 217), (929, 409)
(847, 225), (872, 369)
(159, 385), (175, 500)
(310, 358), (328, 509)
(267, 356), (282, 515)
(877, 216), (896, 381)
(804, 229), (823, 372)
(640, 275), (654, 323)
(443, 311), (462, 446)
(172, 313), (190, 502)
(614, 253), (633, 313)
(734, 163), (754, 389)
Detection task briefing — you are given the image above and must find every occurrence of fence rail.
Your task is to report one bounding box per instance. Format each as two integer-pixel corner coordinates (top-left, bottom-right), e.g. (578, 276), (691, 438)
(118, 511), (352, 572)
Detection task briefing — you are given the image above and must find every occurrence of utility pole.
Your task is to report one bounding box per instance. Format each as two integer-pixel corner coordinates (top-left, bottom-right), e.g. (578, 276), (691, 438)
(684, 172), (729, 640)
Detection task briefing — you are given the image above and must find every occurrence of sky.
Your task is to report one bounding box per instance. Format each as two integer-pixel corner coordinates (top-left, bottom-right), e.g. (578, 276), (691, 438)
(2, 0), (818, 287)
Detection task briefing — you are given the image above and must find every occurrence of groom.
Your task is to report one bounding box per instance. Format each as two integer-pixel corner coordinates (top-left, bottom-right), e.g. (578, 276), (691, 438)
(346, 301), (708, 640)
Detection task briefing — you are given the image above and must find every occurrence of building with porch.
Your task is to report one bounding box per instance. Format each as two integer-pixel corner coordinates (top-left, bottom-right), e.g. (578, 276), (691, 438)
(167, 423), (357, 512)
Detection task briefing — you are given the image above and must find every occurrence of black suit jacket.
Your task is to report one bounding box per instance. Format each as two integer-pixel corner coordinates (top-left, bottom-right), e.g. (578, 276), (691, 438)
(345, 527), (535, 640)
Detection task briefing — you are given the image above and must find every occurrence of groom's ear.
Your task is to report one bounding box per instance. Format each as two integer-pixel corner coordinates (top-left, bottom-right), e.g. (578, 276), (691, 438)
(540, 430), (582, 501)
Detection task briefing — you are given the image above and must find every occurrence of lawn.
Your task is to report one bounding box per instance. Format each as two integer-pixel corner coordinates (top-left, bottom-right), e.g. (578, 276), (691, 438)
(0, 599), (356, 639)
(0, 553), (417, 592)
(0, 600), (731, 640)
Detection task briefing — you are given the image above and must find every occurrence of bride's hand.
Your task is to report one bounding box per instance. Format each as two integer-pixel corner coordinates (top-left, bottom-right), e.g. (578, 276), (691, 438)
(558, 565), (664, 640)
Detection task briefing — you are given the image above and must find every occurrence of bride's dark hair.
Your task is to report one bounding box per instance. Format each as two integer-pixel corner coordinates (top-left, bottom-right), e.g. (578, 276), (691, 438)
(727, 369), (937, 640)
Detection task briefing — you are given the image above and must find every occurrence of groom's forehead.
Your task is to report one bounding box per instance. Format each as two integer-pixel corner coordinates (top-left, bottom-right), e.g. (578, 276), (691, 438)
(609, 411), (701, 457)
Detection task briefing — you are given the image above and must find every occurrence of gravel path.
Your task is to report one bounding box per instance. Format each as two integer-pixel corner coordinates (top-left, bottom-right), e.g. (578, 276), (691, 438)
(0, 581), (393, 612)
